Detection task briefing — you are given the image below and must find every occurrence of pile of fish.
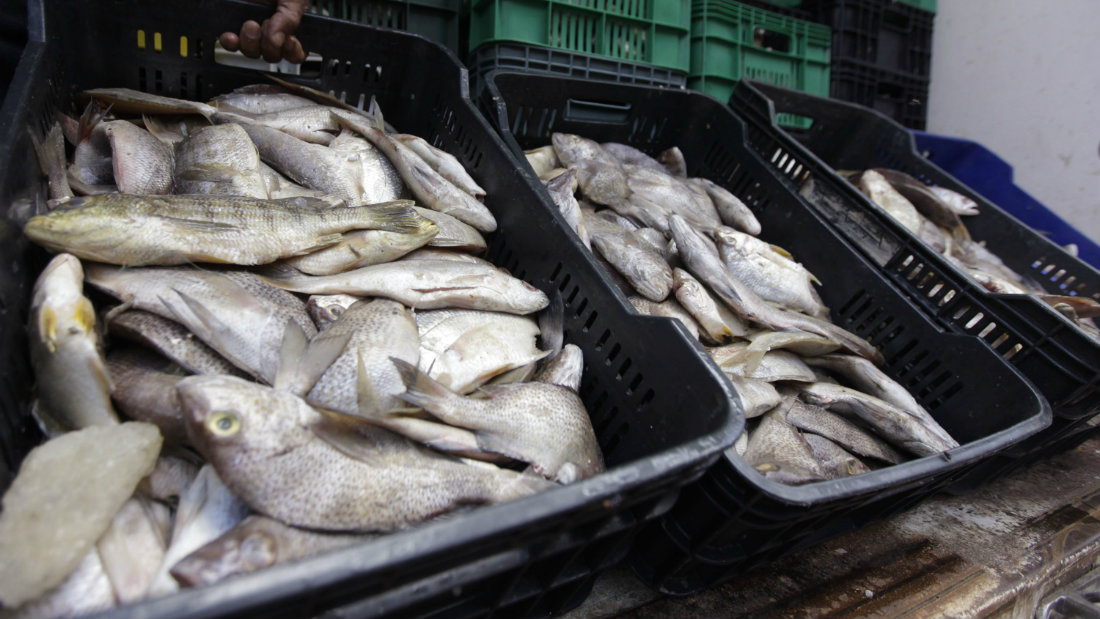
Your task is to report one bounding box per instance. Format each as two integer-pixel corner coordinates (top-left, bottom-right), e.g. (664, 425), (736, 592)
(835, 168), (1099, 341)
(527, 134), (958, 486)
(1, 84), (604, 617)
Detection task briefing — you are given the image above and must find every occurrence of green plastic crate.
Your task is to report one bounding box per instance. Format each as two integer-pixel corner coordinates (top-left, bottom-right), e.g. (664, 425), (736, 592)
(895, 0), (936, 14)
(468, 0), (691, 72)
(308, 0), (462, 53)
(688, 0), (829, 128)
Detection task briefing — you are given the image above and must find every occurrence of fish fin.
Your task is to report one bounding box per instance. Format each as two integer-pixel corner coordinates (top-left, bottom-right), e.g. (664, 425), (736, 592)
(30, 399), (68, 438)
(37, 306), (59, 353)
(537, 289), (565, 357)
(366, 96), (386, 132)
(161, 288), (258, 380)
(390, 356), (457, 412)
(155, 215), (242, 234)
(364, 202), (424, 234)
(742, 340), (770, 375)
(311, 408), (391, 466)
(272, 319), (309, 393)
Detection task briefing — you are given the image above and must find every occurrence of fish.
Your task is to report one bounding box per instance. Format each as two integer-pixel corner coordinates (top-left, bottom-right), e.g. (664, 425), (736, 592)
(870, 168), (970, 234)
(674, 218), (877, 356)
(715, 226), (827, 318)
(173, 123), (268, 198)
(257, 259), (549, 315)
(86, 265), (317, 386)
(392, 359), (603, 483)
(28, 253), (119, 432)
(306, 293), (362, 330)
(177, 375), (553, 531)
(669, 215), (883, 364)
(30, 123), (73, 200)
(170, 515), (373, 588)
(802, 353), (957, 448)
(629, 295), (703, 342)
(625, 164), (722, 233)
(108, 310), (246, 377)
(585, 210), (674, 302)
(211, 87), (317, 115)
(95, 496), (170, 604)
(82, 87), (217, 119)
(551, 133), (630, 209)
(746, 330), (840, 359)
(215, 104), (341, 145)
(524, 145), (561, 179)
(328, 129), (410, 204)
(929, 185), (979, 216)
(240, 123), (374, 203)
(334, 110), (497, 233)
(533, 344), (585, 393)
(708, 343), (818, 382)
(395, 133), (486, 199)
(100, 120), (175, 194)
(782, 397), (905, 464)
(803, 434), (872, 479)
(280, 204), (438, 275)
(544, 168), (591, 249)
(106, 347), (190, 445)
(147, 465), (252, 596)
(416, 207), (487, 252)
(659, 146), (687, 177)
(673, 267), (750, 343)
(798, 382), (957, 457)
(415, 309), (550, 394)
(68, 119), (115, 191)
(601, 142), (666, 173)
(854, 169), (924, 235)
(138, 451), (202, 507)
(0, 422), (162, 607)
(689, 177), (761, 235)
(26, 194), (424, 266)
(741, 406), (828, 485)
(306, 299), (420, 417)
(726, 373), (781, 419)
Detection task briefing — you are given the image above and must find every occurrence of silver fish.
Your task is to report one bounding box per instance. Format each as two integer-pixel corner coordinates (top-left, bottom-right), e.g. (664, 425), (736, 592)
(68, 117), (114, 188)
(83, 88), (217, 119)
(629, 295), (702, 342)
(659, 146), (687, 177)
(393, 359), (603, 484)
(601, 142), (666, 173)
(690, 177), (761, 235)
(101, 120), (175, 194)
(726, 373), (781, 419)
(334, 110), (497, 233)
(798, 382), (956, 457)
(31, 123), (73, 200)
(741, 406), (828, 485)
(28, 253), (118, 431)
(669, 215), (883, 364)
(86, 265), (317, 386)
(217, 105), (340, 145)
(147, 465), (251, 596)
(307, 293), (362, 330)
(177, 375), (552, 531)
(170, 515), (373, 588)
(307, 299), (420, 417)
(803, 354), (957, 448)
(708, 343), (817, 382)
(241, 123), (370, 202)
(173, 123), (268, 198)
(673, 267), (750, 344)
(27, 194), (424, 266)
(803, 434), (872, 479)
(524, 145), (561, 179)
(544, 168), (591, 249)
(328, 130), (409, 204)
(626, 164), (722, 233)
(417, 207), (487, 252)
(211, 86), (317, 114)
(551, 133), (630, 209)
(395, 133), (486, 199)
(929, 185), (979, 216)
(715, 226), (828, 318)
(108, 310), (245, 377)
(257, 259), (549, 315)
(533, 344), (584, 393)
(106, 347), (189, 445)
(856, 169), (923, 235)
(783, 397), (905, 464)
(585, 210), (673, 302)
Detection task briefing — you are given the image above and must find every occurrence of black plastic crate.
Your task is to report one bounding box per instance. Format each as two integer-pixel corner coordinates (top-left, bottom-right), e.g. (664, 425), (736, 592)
(306, 0), (462, 55)
(727, 80), (1100, 490)
(0, 1), (742, 616)
(467, 41), (688, 103)
(807, 0), (934, 77)
(482, 70), (1051, 595)
(830, 61), (929, 129)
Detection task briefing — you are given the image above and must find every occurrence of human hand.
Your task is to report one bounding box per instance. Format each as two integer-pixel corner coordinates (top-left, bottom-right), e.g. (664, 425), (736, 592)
(220, 0), (308, 64)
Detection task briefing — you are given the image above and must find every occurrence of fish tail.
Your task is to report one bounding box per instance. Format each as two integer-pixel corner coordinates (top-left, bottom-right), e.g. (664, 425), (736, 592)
(362, 202), (427, 234)
(390, 357), (459, 414)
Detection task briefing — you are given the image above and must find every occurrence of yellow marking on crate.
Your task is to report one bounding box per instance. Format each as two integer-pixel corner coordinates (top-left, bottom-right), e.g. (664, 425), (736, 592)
(154, 32), (162, 52)
(137, 29), (145, 50)
(180, 36), (188, 57)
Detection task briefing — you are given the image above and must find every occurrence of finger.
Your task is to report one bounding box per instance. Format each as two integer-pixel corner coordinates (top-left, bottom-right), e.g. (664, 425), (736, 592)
(259, 19), (286, 63)
(219, 32), (240, 52)
(283, 36), (306, 64)
(238, 20), (263, 58)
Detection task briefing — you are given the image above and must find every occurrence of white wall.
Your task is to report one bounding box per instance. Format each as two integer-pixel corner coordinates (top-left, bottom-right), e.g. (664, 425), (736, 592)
(926, 0), (1100, 245)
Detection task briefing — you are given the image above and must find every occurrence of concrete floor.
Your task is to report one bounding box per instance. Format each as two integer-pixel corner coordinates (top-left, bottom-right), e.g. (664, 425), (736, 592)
(565, 436), (1100, 619)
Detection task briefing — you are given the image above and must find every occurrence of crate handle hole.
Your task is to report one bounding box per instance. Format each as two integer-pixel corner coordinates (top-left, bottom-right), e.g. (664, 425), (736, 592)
(753, 28), (791, 54)
(564, 98), (632, 124)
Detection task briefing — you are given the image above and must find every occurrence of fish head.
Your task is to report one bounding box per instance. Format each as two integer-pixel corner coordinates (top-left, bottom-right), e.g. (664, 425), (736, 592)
(30, 253), (97, 352)
(170, 522), (278, 587)
(307, 294), (360, 330)
(177, 375), (320, 464)
(25, 198), (134, 259)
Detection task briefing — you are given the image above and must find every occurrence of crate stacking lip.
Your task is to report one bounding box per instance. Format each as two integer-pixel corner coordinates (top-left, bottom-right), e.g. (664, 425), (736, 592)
(305, 0), (462, 55)
(481, 70), (1051, 596)
(467, 0), (692, 72)
(730, 79), (1100, 423)
(0, 1), (742, 617)
(688, 0), (831, 129)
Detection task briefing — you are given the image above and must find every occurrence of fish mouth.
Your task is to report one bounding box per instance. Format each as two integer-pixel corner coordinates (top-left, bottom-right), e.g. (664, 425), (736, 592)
(175, 376), (216, 423)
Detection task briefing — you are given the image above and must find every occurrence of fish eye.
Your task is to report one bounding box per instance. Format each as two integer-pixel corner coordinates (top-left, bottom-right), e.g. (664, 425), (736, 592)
(207, 411), (241, 437)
